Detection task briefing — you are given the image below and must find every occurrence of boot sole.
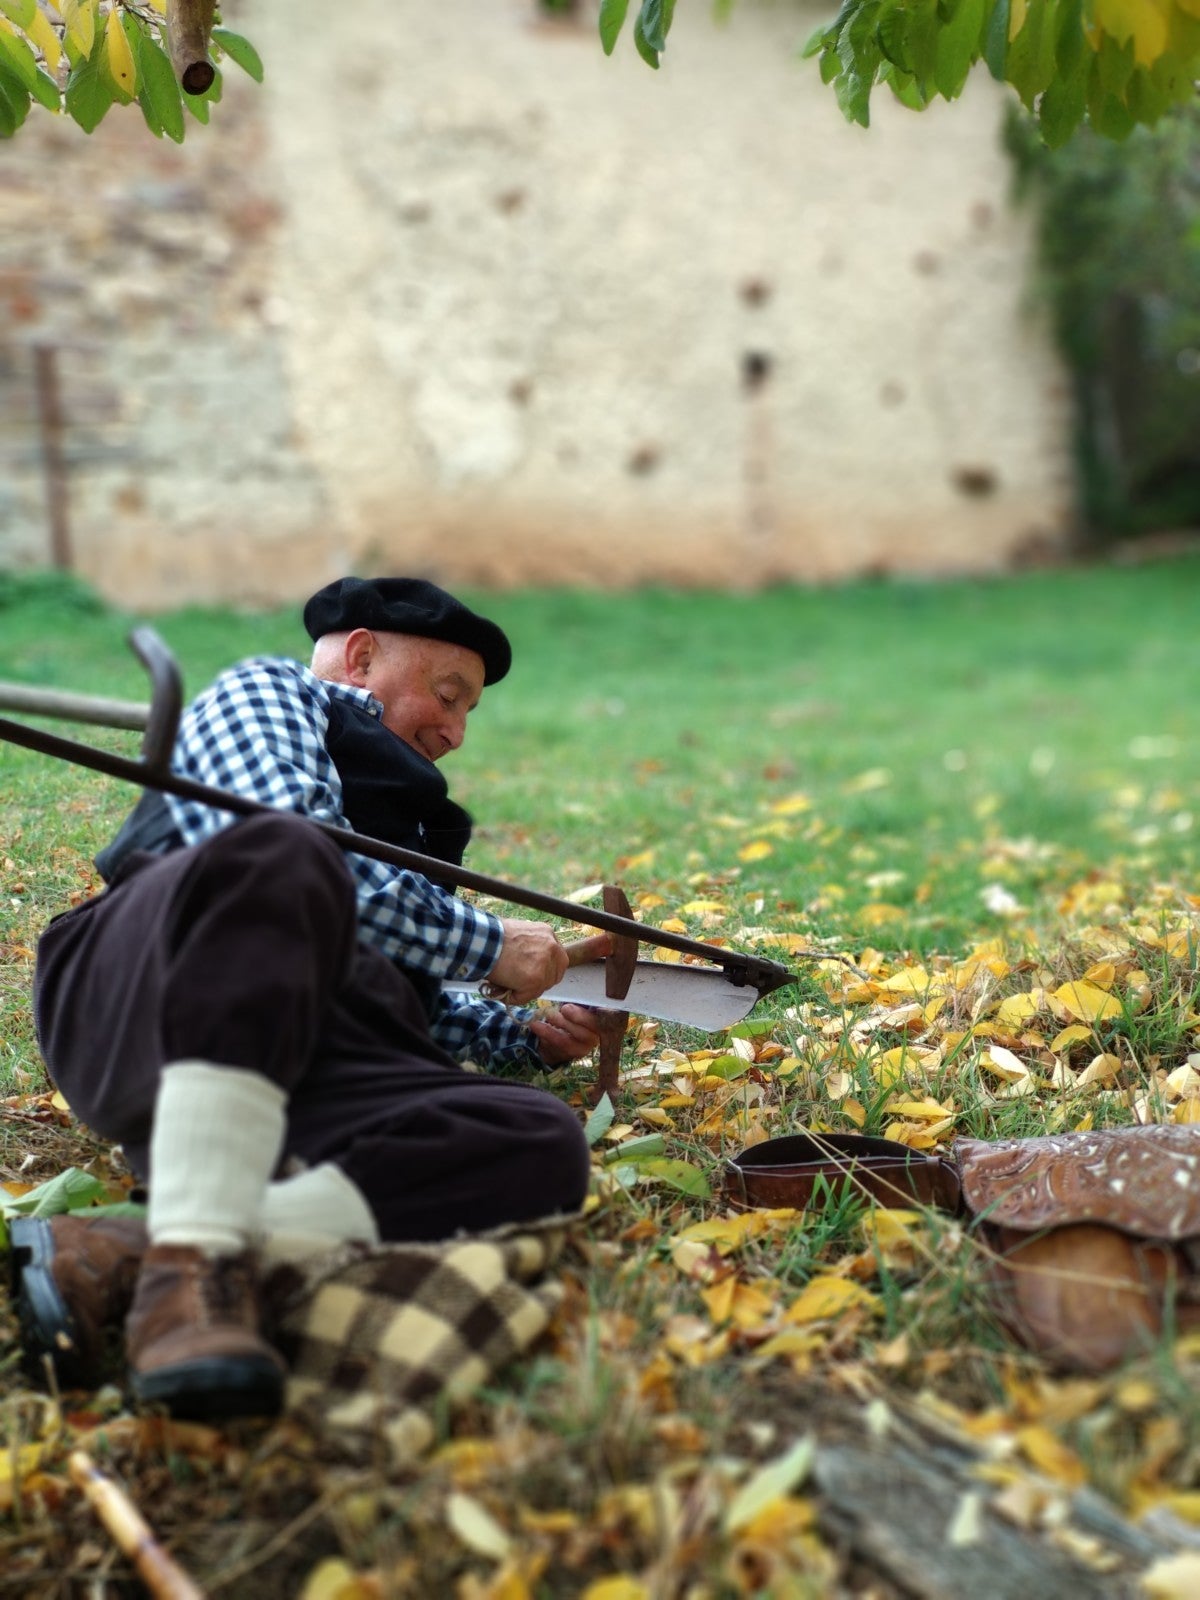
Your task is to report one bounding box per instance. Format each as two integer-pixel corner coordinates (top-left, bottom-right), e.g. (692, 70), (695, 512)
(132, 1355), (285, 1422)
(8, 1215), (91, 1390)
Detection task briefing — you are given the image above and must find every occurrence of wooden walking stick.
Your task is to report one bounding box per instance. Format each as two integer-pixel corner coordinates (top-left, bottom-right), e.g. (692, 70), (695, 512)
(69, 1450), (206, 1600)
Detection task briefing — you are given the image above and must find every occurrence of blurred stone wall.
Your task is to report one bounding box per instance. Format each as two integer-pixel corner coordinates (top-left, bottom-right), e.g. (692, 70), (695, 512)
(0, 0), (1074, 608)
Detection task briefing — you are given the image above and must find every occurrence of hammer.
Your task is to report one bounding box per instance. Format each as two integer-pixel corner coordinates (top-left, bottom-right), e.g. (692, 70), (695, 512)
(484, 883), (638, 1101)
(565, 884), (637, 1104)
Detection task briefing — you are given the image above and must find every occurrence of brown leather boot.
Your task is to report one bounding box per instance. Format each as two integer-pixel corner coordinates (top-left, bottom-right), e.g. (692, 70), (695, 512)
(125, 1244), (286, 1421)
(10, 1212), (148, 1391)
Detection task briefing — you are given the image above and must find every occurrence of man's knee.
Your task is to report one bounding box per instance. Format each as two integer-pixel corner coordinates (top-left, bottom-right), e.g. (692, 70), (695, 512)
(185, 814), (356, 925)
(203, 811), (347, 873)
(521, 1093), (591, 1213)
(334, 1083), (591, 1240)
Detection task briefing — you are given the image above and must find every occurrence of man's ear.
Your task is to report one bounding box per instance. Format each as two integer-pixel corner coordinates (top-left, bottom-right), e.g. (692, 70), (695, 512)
(343, 629), (375, 687)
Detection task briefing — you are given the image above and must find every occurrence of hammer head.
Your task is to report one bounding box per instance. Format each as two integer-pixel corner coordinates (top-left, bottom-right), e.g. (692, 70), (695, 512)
(602, 884), (638, 1001)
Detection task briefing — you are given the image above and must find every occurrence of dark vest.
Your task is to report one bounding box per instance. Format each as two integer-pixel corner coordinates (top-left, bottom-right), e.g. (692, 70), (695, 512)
(94, 695), (474, 1015)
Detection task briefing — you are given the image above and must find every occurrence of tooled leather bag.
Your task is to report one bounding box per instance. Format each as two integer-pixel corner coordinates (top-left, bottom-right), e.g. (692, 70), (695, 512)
(725, 1125), (1200, 1372)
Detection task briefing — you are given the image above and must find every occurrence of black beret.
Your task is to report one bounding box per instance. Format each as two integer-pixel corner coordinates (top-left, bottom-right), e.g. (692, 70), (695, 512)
(303, 576), (511, 685)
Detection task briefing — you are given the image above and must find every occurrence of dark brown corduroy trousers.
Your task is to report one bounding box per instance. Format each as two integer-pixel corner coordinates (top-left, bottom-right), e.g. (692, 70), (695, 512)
(33, 812), (589, 1241)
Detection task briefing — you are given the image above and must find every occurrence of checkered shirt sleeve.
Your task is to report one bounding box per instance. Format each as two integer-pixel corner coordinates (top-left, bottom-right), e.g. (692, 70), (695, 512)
(429, 992), (540, 1073)
(163, 657), (506, 986)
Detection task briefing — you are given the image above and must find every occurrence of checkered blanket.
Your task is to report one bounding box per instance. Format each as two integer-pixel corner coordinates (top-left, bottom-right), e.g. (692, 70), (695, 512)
(264, 1217), (576, 1465)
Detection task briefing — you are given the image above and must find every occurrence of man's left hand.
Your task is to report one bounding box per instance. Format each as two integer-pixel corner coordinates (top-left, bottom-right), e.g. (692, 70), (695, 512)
(526, 1003), (602, 1066)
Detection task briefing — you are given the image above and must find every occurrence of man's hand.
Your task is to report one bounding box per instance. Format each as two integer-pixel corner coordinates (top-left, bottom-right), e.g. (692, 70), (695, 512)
(526, 1003), (602, 1066)
(486, 919), (570, 1006)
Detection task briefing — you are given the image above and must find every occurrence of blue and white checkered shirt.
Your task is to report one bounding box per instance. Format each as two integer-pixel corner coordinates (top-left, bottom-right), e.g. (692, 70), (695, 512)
(163, 655), (538, 1072)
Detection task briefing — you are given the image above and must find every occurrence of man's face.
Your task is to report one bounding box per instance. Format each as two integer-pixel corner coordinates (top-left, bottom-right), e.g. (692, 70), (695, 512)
(360, 633), (486, 761)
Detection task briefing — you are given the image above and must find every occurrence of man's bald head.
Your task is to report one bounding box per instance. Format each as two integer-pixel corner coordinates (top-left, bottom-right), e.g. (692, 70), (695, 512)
(313, 628), (485, 763)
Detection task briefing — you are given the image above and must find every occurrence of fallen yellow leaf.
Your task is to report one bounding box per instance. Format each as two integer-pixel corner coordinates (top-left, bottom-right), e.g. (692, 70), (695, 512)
(784, 1276), (880, 1324)
(887, 1098), (956, 1122)
(870, 1047), (911, 1089)
(724, 1436), (815, 1533)
(676, 1211), (798, 1253)
(884, 1121), (943, 1149)
(1051, 980), (1124, 1023)
(733, 1494), (815, 1546)
(671, 1240), (725, 1283)
(859, 902), (906, 926)
(431, 1437), (505, 1483)
(1150, 1492), (1200, 1526)
(1051, 1023), (1093, 1052)
(1016, 1423), (1087, 1488)
(518, 1506), (580, 1534)
(0, 1441), (51, 1513)
(1082, 959), (1118, 986)
(755, 1329), (825, 1365)
(580, 1579), (651, 1600)
(995, 992), (1041, 1028)
(843, 767), (891, 793)
(880, 966), (933, 994)
(616, 849), (655, 872)
(446, 1491), (511, 1561)
(768, 792), (812, 816)
(299, 1560), (380, 1600)
(701, 1278), (778, 1330)
(1139, 1552), (1200, 1600)
(862, 1208), (926, 1268)
(1077, 1053), (1121, 1087)
(979, 1045), (1030, 1082)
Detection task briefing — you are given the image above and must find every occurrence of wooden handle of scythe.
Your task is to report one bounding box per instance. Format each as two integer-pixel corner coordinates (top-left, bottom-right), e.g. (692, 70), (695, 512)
(563, 933), (614, 967)
(480, 931), (614, 1001)
(166, 0), (216, 94)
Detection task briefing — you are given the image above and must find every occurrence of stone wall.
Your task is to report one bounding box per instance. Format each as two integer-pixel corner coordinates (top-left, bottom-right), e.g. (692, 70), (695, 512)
(0, 0), (1074, 608)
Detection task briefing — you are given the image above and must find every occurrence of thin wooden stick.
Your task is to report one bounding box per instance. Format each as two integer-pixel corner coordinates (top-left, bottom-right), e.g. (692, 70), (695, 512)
(68, 1450), (207, 1600)
(166, 0), (216, 94)
(0, 681), (149, 730)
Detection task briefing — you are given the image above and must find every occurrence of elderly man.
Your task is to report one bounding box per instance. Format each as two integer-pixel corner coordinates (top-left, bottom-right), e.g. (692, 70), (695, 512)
(14, 577), (597, 1421)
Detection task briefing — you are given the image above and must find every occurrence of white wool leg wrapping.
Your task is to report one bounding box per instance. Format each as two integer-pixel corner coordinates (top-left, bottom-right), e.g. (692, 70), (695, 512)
(148, 1061), (287, 1254)
(258, 1162), (380, 1262)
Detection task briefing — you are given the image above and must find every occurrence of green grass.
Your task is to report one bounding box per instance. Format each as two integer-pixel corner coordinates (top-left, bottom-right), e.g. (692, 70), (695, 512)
(5, 560), (1200, 971)
(4, 564), (1200, 1592)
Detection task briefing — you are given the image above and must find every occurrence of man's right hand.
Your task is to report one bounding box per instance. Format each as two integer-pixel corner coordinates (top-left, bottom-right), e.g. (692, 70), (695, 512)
(485, 920), (569, 1006)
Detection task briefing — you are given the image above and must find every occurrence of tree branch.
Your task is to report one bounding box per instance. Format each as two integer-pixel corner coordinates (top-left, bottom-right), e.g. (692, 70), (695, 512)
(69, 1451), (206, 1600)
(165, 0), (215, 95)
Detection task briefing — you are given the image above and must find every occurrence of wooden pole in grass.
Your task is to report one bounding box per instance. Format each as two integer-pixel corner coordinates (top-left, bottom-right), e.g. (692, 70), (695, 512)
(69, 1451), (206, 1600)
